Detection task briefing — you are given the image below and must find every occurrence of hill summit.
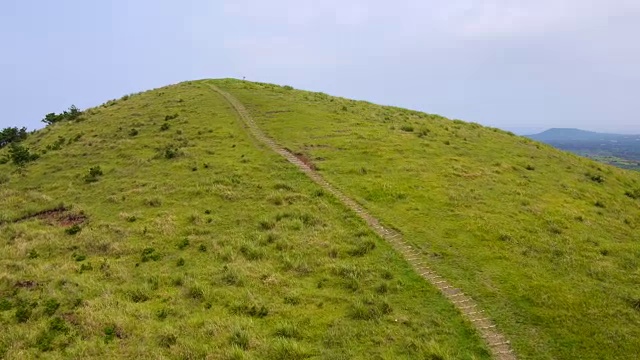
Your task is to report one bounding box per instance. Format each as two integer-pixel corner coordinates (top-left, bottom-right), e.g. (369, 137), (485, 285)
(1, 79), (640, 360)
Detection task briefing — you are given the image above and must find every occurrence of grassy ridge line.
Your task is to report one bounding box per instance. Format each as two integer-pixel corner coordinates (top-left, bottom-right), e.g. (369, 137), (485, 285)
(209, 84), (517, 360)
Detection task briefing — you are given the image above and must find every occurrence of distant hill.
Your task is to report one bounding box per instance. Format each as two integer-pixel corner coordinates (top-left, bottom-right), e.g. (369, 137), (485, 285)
(528, 128), (640, 142)
(1, 80), (640, 359)
(527, 128), (640, 170)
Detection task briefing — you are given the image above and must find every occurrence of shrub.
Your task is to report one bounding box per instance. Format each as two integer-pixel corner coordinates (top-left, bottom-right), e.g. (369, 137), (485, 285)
(0, 126), (28, 148)
(65, 225), (82, 235)
(417, 128), (430, 138)
(177, 238), (190, 250)
(283, 85), (294, 90)
(164, 114), (179, 121)
(400, 125), (414, 132)
(129, 128), (139, 137)
(8, 143), (39, 166)
(625, 188), (640, 200)
(158, 333), (177, 348)
(160, 123), (170, 131)
(128, 289), (150, 303)
(187, 286), (204, 299)
(156, 308), (169, 320)
(103, 324), (118, 343)
(0, 299), (12, 311)
(84, 166), (103, 183)
(176, 258), (185, 267)
(525, 165), (535, 171)
(78, 263), (93, 273)
(15, 307), (32, 323)
(141, 248), (161, 262)
(587, 173), (604, 183)
(43, 300), (60, 316)
(595, 201), (606, 208)
(164, 147), (180, 159)
(41, 105), (82, 125)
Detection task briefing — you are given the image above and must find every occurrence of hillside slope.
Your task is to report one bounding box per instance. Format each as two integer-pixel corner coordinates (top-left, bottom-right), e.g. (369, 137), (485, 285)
(2, 79), (640, 359)
(214, 79), (640, 360)
(0, 82), (489, 359)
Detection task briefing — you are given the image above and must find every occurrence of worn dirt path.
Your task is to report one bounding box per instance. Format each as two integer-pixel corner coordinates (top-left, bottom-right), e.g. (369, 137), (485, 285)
(210, 84), (517, 360)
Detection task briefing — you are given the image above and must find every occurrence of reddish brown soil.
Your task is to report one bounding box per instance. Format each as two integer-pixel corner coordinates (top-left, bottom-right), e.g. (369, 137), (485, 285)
(284, 148), (317, 170)
(39, 211), (87, 227)
(5, 206), (87, 227)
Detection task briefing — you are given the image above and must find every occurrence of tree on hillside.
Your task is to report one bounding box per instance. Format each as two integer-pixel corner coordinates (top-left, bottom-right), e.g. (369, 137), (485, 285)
(0, 127), (28, 148)
(42, 105), (82, 125)
(8, 143), (39, 167)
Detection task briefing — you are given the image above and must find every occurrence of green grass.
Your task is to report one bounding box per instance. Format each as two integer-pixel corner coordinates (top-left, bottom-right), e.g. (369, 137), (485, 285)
(0, 82), (488, 359)
(214, 79), (640, 360)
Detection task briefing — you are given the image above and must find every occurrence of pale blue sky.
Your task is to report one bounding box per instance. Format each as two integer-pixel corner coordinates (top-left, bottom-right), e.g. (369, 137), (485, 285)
(1, 0), (639, 134)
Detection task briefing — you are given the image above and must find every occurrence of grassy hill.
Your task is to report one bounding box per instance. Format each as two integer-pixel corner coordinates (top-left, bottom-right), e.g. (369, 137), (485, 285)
(1, 79), (640, 359)
(0, 81), (488, 359)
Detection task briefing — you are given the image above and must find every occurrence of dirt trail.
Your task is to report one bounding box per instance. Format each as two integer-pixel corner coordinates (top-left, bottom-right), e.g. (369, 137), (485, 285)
(210, 84), (517, 360)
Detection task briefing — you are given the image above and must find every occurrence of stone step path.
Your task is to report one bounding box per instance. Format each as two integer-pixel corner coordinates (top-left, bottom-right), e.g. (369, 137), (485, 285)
(210, 84), (517, 360)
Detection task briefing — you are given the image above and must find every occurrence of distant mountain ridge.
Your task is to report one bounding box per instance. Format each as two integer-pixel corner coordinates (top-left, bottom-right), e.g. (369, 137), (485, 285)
(526, 128), (640, 170)
(527, 128), (640, 142)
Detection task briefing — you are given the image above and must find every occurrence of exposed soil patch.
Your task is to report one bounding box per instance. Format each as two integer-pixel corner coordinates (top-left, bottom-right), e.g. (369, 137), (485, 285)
(43, 211), (87, 227)
(15, 280), (38, 289)
(284, 148), (317, 170)
(2, 205), (87, 227)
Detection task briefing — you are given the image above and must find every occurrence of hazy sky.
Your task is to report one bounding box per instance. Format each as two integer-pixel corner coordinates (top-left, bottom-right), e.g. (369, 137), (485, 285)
(1, 0), (639, 134)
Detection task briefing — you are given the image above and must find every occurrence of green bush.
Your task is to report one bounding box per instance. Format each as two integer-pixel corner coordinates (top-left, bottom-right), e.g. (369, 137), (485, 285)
(588, 173), (605, 183)
(15, 307), (31, 323)
(8, 143), (39, 166)
(42, 105), (82, 125)
(141, 248), (161, 262)
(65, 225), (82, 235)
(164, 147), (180, 159)
(84, 166), (103, 183)
(0, 126), (28, 148)
(177, 238), (190, 250)
(400, 125), (414, 132)
(43, 299), (60, 316)
(625, 188), (640, 200)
